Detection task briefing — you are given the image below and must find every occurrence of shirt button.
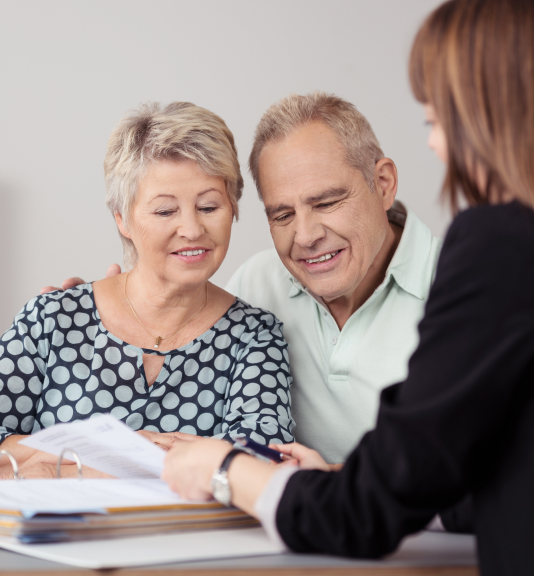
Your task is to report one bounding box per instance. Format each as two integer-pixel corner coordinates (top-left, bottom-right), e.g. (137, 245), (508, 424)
(331, 337), (337, 345)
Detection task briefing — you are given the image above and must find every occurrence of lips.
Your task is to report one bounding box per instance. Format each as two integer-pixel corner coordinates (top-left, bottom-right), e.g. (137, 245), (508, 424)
(172, 249), (207, 256)
(303, 250), (341, 264)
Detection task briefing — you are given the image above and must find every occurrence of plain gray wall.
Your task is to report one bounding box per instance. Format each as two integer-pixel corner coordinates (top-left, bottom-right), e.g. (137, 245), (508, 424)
(0, 0), (447, 332)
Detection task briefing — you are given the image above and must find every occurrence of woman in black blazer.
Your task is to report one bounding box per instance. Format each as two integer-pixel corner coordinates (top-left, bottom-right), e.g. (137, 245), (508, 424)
(162, 1), (534, 574)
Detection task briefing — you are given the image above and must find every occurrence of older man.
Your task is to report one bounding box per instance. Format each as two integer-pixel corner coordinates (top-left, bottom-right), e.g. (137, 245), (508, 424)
(47, 92), (441, 466)
(226, 93), (441, 464)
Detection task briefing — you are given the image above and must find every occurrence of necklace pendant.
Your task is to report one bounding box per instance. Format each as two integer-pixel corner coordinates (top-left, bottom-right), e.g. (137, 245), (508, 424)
(154, 336), (162, 349)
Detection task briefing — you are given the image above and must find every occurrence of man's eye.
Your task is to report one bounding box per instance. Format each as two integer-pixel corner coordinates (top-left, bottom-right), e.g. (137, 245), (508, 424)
(275, 213), (292, 222)
(317, 201), (338, 209)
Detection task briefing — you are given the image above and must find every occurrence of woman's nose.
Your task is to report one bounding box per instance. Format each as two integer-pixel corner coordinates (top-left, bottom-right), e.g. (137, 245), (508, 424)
(177, 213), (205, 240)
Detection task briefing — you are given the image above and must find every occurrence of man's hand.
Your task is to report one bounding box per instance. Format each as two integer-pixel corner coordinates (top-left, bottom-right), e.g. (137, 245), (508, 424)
(269, 442), (331, 471)
(162, 438), (232, 501)
(40, 263), (122, 295)
(137, 430), (202, 451)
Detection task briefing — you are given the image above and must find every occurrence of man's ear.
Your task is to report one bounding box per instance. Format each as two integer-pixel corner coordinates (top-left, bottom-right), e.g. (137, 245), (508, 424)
(374, 158), (398, 211)
(115, 212), (131, 239)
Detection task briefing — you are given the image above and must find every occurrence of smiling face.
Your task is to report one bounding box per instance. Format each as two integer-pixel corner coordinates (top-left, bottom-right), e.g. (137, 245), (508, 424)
(116, 159), (233, 290)
(259, 121), (396, 303)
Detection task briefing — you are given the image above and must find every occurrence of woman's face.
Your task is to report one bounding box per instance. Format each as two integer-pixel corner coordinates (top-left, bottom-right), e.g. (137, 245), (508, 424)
(424, 104), (448, 164)
(118, 159), (233, 290)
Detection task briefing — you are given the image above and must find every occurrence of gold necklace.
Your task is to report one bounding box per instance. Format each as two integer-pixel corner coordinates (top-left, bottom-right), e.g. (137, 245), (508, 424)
(124, 272), (209, 349)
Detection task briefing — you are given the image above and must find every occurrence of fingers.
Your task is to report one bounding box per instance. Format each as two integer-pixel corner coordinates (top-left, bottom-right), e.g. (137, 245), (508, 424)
(40, 285), (61, 295)
(268, 443), (296, 454)
(268, 442), (307, 457)
(106, 264), (122, 278)
(172, 432), (202, 442)
(41, 264), (120, 296)
(267, 442), (330, 471)
(62, 277), (86, 290)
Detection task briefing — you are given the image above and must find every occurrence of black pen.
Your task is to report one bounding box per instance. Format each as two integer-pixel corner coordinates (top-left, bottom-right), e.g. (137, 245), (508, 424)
(235, 437), (285, 463)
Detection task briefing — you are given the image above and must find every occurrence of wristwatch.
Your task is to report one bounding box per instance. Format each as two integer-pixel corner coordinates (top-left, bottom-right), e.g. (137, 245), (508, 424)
(211, 448), (246, 507)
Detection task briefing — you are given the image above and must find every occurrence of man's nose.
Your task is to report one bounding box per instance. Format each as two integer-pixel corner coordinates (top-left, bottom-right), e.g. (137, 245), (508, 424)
(293, 212), (325, 248)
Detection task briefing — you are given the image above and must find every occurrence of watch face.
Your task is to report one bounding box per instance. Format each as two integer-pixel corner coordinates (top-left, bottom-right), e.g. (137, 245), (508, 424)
(212, 471), (231, 507)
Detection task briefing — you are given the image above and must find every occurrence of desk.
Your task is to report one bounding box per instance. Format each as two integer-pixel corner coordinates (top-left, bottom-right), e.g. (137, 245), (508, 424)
(0, 531), (478, 576)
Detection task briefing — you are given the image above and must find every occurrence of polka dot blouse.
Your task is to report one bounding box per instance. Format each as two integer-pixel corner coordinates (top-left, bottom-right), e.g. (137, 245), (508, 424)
(0, 284), (295, 446)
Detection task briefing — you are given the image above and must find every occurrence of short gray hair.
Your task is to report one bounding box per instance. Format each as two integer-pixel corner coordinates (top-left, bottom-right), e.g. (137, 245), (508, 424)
(104, 102), (243, 269)
(249, 92), (384, 196)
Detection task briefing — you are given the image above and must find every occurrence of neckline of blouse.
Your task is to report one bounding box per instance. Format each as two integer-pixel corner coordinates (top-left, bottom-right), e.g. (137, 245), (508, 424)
(83, 283), (240, 357)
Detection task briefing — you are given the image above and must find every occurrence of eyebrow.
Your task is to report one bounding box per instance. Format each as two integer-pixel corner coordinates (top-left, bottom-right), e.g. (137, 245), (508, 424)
(150, 188), (223, 202)
(264, 187), (350, 219)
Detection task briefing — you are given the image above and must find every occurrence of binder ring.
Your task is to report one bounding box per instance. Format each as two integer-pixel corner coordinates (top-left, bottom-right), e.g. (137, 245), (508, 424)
(56, 448), (83, 480)
(0, 449), (20, 480)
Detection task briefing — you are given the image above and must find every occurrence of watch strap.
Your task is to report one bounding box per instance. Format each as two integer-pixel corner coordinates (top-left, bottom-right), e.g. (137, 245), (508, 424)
(219, 448), (246, 474)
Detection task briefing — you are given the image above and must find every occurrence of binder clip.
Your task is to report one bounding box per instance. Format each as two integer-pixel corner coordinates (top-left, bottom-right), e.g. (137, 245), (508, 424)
(0, 449), (20, 480)
(56, 448), (83, 480)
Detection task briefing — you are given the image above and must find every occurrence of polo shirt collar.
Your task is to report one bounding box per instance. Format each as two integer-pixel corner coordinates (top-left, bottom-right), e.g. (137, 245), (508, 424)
(386, 201), (432, 300)
(287, 201), (433, 301)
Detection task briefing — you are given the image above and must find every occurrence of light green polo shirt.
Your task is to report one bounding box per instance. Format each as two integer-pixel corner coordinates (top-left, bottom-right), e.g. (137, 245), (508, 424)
(226, 202), (442, 463)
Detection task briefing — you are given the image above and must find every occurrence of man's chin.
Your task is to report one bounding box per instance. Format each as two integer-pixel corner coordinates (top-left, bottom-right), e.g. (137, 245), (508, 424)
(295, 275), (352, 302)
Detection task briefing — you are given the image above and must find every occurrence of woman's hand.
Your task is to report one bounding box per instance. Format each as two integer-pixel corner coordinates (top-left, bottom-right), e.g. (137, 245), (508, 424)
(0, 435), (61, 468)
(269, 442), (331, 472)
(162, 438), (232, 500)
(0, 462), (115, 480)
(137, 430), (202, 451)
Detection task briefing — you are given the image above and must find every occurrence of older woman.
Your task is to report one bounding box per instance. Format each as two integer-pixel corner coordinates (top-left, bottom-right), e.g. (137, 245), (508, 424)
(0, 102), (294, 478)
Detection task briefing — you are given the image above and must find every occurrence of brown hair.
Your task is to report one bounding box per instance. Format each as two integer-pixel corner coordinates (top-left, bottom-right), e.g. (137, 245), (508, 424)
(410, 0), (534, 212)
(249, 92), (384, 197)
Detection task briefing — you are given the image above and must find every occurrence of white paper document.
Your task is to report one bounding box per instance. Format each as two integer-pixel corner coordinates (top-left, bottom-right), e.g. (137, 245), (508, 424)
(0, 478), (188, 516)
(20, 414), (165, 479)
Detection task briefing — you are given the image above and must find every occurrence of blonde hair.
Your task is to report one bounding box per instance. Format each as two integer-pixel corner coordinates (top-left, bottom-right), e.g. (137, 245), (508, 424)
(104, 102), (243, 269)
(249, 92), (384, 196)
(410, 0), (534, 212)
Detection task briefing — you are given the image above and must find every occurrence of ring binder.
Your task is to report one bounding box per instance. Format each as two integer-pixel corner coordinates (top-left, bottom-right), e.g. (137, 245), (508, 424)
(0, 449), (20, 480)
(56, 448), (83, 480)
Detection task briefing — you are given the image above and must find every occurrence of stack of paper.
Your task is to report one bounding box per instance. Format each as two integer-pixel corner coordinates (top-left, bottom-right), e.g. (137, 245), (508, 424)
(0, 478), (257, 543)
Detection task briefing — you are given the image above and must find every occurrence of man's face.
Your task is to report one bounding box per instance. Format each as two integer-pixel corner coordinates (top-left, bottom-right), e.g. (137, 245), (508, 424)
(258, 121), (394, 303)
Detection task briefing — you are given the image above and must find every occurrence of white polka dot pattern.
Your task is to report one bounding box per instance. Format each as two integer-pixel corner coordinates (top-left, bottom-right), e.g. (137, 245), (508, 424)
(0, 284), (295, 446)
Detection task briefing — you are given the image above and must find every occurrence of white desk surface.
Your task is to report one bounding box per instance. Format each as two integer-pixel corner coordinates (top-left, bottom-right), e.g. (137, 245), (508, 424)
(0, 531), (478, 574)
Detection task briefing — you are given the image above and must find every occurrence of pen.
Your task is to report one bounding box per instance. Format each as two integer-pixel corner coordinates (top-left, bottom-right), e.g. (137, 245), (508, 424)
(235, 438), (285, 463)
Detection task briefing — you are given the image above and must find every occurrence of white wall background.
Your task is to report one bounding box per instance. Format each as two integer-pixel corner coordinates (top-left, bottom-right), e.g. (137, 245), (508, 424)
(0, 0), (448, 332)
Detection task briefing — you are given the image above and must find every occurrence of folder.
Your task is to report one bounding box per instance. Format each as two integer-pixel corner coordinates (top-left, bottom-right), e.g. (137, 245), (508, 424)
(0, 476), (258, 544)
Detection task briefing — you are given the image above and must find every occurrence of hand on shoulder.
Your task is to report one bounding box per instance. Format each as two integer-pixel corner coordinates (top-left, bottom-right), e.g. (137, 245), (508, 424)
(40, 264), (122, 295)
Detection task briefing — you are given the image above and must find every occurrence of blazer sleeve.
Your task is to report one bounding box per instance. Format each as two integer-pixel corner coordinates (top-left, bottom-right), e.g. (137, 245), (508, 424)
(276, 203), (534, 557)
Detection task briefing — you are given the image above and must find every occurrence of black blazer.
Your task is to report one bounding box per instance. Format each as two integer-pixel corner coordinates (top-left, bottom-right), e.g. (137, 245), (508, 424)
(276, 202), (534, 576)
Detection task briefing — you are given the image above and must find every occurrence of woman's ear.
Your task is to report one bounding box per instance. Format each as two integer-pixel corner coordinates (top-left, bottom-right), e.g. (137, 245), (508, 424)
(115, 212), (131, 239)
(374, 158), (398, 211)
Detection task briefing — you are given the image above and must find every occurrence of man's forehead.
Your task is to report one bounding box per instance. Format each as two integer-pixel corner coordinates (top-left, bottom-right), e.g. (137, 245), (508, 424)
(259, 121), (346, 165)
(258, 123), (354, 191)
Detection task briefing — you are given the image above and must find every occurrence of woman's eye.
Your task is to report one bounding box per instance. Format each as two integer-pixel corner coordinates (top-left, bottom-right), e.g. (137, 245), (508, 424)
(155, 210), (175, 217)
(199, 206), (217, 214)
